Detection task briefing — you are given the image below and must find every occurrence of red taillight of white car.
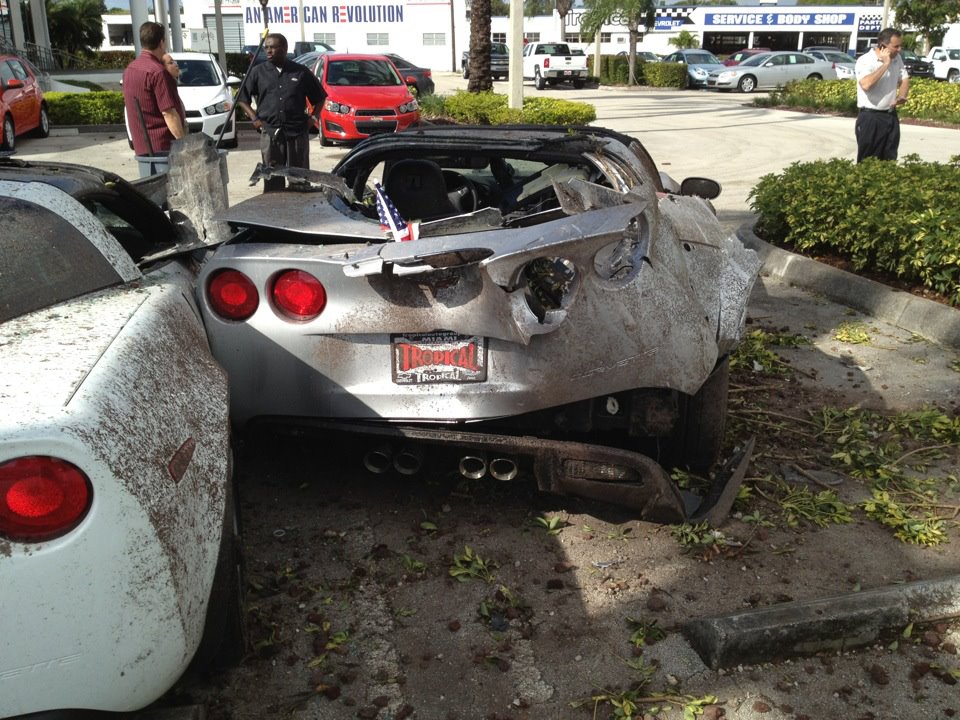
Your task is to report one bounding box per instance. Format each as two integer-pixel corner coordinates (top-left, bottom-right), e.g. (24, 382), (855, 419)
(0, 456), (92, 541)
(271, 270), (327, 321)
(543, 58), (551, 69)
(208, 269), (259, 320)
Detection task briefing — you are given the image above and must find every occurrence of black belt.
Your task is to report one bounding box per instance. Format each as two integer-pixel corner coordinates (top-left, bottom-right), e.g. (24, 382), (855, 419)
(859, 107), (896, 114)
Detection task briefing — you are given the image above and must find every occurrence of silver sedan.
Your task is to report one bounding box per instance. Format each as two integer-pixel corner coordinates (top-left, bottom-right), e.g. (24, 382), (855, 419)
(707, 51), (838, 92)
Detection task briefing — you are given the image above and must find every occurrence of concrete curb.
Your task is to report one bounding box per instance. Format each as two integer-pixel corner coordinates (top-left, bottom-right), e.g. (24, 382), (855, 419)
(738, 221), (960, 350)
(682, 574), (960, 669)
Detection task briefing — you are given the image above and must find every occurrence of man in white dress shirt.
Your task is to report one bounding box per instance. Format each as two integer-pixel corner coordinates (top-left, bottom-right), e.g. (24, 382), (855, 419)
(854, 28), (910, 163)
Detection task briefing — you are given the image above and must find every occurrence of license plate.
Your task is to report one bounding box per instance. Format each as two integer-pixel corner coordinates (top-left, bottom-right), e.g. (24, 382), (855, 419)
(563, 70), (572, 75)
(392, 331), (487, 385)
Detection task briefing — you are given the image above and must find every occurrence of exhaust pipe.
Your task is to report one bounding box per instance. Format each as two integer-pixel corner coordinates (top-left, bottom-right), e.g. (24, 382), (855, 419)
(393, 446), (423, 476)
(458, 452), (487, 480)
(363, 443), (393, 474)
(489, 457), (518, 482)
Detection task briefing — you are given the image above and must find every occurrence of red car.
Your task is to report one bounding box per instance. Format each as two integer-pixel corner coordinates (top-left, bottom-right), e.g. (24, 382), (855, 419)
(722, 48), (772, 66)
(307, 53), (420, 146)
(1, 54), (49, 151)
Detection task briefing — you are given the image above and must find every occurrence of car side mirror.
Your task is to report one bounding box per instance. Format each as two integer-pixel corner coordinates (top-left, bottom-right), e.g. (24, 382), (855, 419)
(4, 78), (24, 90)
(227, 75), (242, 87)
(405, 76), (417, 86)
(680, 177), (721, 200)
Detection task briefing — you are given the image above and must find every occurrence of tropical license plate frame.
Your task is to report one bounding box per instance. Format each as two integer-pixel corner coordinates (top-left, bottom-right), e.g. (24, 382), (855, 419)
(391, 331), (488, 385)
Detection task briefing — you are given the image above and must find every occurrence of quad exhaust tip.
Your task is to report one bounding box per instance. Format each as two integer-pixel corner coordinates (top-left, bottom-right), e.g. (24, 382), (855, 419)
(489, 457), (518, 482)
(363, 444), (393, 474)
(458, 453), (488, 480)
(393, 446), (423, 476)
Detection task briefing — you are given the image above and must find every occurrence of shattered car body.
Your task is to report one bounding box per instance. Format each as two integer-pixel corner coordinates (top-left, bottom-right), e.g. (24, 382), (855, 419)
(199, 126), (760, 522)
(0, 141), (241, 718)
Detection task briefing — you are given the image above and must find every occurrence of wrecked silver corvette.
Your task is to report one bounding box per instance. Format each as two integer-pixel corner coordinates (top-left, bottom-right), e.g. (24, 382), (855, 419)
(197, 125), (760, 522)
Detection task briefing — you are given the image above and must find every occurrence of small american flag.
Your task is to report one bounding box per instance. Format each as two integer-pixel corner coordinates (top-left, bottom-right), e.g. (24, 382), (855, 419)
(374, 182), (418, 242)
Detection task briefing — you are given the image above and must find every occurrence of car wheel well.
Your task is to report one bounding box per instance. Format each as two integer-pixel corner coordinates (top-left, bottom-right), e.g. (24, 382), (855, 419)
(659, 357), (730, 473)
(1, 114), (14, 151)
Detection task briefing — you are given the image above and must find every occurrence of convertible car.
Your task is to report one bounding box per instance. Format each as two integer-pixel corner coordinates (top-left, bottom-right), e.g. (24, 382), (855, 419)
(0, 140), (242, 718)
(199, 125), (760, 522)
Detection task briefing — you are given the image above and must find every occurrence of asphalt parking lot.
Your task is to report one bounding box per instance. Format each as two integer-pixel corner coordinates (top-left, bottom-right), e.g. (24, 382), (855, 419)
(12, 76), (960, 720)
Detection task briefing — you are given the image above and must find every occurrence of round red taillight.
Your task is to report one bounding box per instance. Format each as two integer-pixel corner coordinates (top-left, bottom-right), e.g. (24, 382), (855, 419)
(271, 270), (327, 321)
(0, 456), (92, 542)
(208, 269), (259, 321)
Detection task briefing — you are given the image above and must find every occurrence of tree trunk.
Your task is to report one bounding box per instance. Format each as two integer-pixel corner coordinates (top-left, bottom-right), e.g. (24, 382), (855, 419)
(628, 24), (640, 86)
(468, 0), (493, 92)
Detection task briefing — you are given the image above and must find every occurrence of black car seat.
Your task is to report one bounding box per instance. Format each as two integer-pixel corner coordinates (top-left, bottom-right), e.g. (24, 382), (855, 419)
(382, 159), (458, 221)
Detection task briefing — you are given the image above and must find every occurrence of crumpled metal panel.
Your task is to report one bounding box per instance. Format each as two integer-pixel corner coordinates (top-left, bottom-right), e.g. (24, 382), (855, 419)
(655, 193), (761, 354)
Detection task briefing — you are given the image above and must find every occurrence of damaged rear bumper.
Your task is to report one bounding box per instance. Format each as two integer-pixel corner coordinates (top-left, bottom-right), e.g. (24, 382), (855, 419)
(255, 419), (753, 524)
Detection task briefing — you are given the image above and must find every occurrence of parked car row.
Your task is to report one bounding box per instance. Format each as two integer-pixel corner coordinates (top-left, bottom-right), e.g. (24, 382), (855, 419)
(2, 124), (760, 718)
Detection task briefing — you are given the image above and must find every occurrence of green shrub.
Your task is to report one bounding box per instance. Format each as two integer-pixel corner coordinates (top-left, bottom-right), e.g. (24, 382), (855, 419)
(749, 155), (960, 305)
(45, 91), (125, 125)
(588, 54), (639, 85)
(90, 50), (135, 69)
(226, 52), (250, 78)
(643, 62), (688, 88)
(423, 91), (595, 125)
(756, 77), (960, 124)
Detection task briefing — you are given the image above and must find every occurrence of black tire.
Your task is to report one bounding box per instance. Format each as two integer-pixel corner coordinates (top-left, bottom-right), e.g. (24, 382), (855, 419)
(737, 75), (757, 93)
(806, 73), (822, 80)
(572, 77), (585, 89)
(1, 114), (14, 151)
(534, 68), (546, 90)
(662, 357), (729, 473)
(217, 137), (239, 149)
(462, 66), (469, 79)
(33, 105), (50, 138)
(190, 474), (247, 673)
(948, 69), (959, 83)
(319, 131), (331, 147)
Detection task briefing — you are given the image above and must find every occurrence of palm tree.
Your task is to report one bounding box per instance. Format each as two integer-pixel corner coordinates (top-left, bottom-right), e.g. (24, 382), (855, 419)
(581, 0), (656, 85)
(668, 30), (700, 50)
(47, 0), (107, 62)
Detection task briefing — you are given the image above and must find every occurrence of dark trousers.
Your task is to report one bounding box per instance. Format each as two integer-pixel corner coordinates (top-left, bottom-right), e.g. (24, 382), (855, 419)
(259, 128), (311, 192)
(855, 108), (900, 164)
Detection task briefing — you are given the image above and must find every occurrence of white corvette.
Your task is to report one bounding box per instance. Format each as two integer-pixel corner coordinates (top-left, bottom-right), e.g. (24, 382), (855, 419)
(0, 155), (241, 717)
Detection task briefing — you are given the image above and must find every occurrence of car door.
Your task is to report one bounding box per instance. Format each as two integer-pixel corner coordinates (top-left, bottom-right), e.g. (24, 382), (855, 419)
(1, 60), (27, 133)
(759, 53), (788, 87)
(5, 59), (39, 133)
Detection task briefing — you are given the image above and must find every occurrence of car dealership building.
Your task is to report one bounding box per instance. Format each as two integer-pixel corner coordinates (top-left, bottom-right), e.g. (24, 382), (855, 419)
(4, 0), (953, 74)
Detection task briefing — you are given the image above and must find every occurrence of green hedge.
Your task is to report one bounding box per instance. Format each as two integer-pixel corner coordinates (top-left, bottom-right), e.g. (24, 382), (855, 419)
(749, 156), (960, 305)
(45, 91), (125, 125)
(421, 91), (596, 125)
(756, 77), (960, 125)
(587, 55), (646, 85)
(643, 62), (689, 88)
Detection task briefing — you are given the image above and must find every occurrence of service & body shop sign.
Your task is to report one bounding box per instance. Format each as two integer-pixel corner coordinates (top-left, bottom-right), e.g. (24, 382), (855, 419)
(704, 10), (855, 26)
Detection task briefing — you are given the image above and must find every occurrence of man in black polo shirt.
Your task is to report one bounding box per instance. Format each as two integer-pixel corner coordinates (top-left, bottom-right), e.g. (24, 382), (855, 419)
(237, 33), (326, 191)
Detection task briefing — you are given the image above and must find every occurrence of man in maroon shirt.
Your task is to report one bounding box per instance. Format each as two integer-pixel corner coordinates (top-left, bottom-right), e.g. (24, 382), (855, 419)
(122, 22), (185, 156)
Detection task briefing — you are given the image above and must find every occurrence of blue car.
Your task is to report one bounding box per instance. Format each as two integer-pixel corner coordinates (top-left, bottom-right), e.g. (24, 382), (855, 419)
(662, 49), (725, 88)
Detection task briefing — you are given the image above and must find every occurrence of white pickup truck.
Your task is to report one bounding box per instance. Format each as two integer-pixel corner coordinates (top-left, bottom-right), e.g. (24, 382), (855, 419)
(522, 42), (589, 89)
(926, 46), (960, 83)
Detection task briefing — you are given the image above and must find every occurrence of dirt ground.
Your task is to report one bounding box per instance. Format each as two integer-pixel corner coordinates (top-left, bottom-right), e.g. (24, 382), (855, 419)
(164, 275), (960, 720)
